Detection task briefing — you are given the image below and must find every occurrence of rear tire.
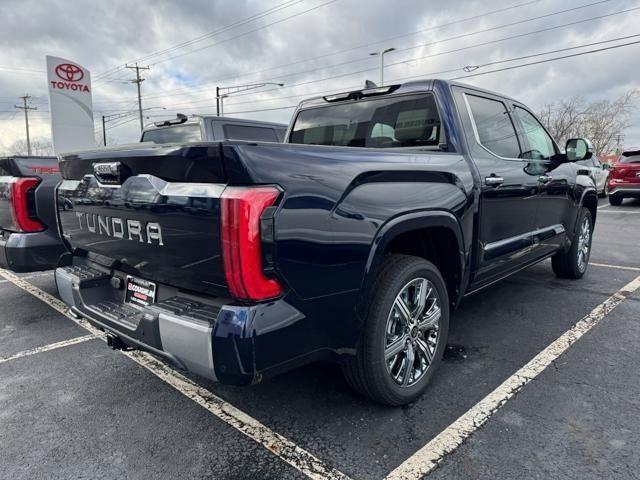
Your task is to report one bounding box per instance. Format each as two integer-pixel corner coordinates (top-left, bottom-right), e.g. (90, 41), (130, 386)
(609, 195), (622, 206)
(342, 255), (449, 406)
(552, 208), (593, 279)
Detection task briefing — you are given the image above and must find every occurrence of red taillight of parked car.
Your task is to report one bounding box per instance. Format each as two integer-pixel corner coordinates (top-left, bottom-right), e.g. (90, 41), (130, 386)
(10, 177), (45, 233)
(221, 186), (283, 301)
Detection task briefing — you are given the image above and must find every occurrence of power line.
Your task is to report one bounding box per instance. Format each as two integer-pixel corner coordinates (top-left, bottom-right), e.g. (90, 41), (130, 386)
(134, 0), (623, 104)
(225, 0), (627, 99)
(134, 0), (306, 64)
(151, 0), (338, 67)
(146, 36), (640, 117)
(120, 0), (542, 99)
(95, 0), (335, 83)
(94, 0), (306, 81)
(451, 38), (640, 80)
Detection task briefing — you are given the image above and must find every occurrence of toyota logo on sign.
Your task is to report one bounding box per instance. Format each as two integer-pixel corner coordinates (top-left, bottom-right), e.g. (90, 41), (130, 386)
(55, 63), (84, 82)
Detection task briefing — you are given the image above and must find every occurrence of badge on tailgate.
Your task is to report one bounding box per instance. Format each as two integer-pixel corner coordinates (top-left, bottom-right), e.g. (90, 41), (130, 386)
(125, 276), (157, 307)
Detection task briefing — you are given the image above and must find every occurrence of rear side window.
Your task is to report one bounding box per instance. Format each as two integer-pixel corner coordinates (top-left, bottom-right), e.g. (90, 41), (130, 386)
(620, 152), (640, 163)
(466, 94), (521, 159)
(141, 124), (202, 144)
(223, 124), (279, 142)
(290, 94), (442, 148)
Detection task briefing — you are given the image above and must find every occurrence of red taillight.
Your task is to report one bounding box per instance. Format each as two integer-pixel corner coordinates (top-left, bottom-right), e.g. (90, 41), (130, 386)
(610, 166), (626, 178)
(221, 186), (283, 301)
(10, 177), (45, 232)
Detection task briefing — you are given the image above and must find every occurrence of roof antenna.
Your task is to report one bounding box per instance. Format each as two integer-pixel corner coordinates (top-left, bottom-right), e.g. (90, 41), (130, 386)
(364, 80), (377, 88)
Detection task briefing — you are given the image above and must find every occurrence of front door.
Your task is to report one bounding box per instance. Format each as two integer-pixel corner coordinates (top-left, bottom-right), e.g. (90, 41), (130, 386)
(511, 105), (571, 256)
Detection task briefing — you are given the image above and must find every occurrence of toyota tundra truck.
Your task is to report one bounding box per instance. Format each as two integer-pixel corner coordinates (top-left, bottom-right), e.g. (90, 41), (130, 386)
(0, 156), (66, 272)
(54, 80), (598, 405)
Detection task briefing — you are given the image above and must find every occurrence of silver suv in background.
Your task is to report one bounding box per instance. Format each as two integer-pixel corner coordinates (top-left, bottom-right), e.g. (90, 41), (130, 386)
(576, 155), (610, 196)
(141, 114), (287, 144)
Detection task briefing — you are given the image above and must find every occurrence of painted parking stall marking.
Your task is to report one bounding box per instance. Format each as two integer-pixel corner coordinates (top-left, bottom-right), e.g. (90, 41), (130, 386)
(591, 262), (640, 272)
(0, 268), (350, 480)
(0, 335), (95, 365)
(386, 274), (640, 480)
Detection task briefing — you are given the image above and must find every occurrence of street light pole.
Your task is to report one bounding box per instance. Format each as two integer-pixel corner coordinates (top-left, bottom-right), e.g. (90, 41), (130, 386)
(369, 47), (396, 86)
(215, 83), (284, 117)
(100, 107), (165, 145)
(216, 86), (220, 117)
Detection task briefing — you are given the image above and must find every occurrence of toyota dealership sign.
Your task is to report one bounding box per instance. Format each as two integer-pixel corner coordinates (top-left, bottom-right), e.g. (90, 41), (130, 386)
(46, 55), (95, 154)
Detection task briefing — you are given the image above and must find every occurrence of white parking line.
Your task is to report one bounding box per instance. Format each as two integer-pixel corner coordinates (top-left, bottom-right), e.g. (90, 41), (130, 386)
(0, 270), (53, 284)
(0, 268), (349, 480)
(0, 335), (95, 365)
(386, 274), (640, 480)
(598, 209), (640, 214)
(591, 262), (640, 272)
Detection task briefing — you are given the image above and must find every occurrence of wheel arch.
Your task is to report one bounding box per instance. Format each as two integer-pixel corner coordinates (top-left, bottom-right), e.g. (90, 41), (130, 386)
(580, 189), (598, 229)
(358, 211), (466, 318)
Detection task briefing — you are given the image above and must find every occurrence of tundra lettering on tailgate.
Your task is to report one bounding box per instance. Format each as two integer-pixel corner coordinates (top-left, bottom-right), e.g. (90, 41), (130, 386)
(75, 212), (164, 245)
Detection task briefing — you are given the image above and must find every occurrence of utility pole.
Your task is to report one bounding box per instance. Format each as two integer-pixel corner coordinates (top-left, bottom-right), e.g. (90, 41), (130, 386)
(216, 87), (220, 117)
(14, 95), (37, 156)
(126, 63), (150, 132)
(615, 133), (624, 152)
(102, 115), (107, 146)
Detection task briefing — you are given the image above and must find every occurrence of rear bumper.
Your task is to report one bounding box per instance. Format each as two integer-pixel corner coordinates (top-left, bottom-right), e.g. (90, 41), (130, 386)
(0, 229), (66, 272)
(608, 186), (640, 197)
(54, 259), (309, 385)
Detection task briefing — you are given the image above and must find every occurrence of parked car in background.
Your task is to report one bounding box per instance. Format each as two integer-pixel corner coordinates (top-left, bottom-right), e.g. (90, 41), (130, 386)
(54, 79), (598, 405)
(140, 114), (287, 143)
(607, 149), (640, 205)
(577, 155), (609, 196)
(0, 156), (66, 272)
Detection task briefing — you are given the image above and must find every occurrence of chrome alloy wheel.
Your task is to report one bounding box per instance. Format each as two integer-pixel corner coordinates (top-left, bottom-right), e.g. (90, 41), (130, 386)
(577, 216), (591, 273)
(384, 278), (441, 387)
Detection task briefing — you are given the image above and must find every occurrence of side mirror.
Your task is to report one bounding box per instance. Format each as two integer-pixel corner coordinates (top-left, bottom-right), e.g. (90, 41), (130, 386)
(565, 138), (593, 162)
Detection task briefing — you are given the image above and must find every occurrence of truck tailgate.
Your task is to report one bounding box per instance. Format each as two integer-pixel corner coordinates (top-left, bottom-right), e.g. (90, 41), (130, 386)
(57, 144), (229, 295)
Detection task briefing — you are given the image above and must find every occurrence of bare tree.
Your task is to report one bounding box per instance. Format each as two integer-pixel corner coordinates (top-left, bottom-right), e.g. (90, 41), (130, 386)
(6, 137), (54, 156)
(538, 90), (637, 155)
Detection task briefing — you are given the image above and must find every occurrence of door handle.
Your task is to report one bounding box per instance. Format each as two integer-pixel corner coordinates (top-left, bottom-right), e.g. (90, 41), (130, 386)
(485, 176), (504, 187)
(538, 175), (552, 183)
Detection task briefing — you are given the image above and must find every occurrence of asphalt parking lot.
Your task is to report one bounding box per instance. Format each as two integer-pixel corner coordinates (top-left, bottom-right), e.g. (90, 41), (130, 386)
(1, 197), (639, 480)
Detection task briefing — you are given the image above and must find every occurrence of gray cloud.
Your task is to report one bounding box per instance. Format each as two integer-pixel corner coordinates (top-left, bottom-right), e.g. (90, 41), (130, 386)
(1, 0), (639, 150)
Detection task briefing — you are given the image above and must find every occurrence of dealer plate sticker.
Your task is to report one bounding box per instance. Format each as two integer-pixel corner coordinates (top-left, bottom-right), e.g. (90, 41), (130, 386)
(125, 276), (156, 307)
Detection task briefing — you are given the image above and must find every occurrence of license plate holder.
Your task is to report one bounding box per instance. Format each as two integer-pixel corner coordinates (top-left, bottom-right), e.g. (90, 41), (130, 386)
(125, 276), (157, 307)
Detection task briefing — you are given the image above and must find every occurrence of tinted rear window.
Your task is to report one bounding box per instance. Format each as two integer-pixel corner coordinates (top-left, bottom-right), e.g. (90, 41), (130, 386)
(620, 152), (640, 163)
(223, 124), (279, 142)
(141, 124), (202, 144)
(289, 94), (442, 148)
(466, 94), (521, 159)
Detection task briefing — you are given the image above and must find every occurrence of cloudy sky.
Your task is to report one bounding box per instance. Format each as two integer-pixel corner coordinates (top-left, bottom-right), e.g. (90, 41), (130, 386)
(1, 0), (639, 153)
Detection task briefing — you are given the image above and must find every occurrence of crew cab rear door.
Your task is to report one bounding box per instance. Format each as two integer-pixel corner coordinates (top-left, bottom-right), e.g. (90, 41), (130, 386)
(454, 88), (542, 288)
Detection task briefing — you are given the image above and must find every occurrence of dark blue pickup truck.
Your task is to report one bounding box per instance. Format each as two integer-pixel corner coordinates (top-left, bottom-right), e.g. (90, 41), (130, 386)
(54, 80), (598, 405)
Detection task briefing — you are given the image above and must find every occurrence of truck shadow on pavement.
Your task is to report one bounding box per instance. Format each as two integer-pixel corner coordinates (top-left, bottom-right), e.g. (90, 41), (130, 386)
(186, 262), (638, 479)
